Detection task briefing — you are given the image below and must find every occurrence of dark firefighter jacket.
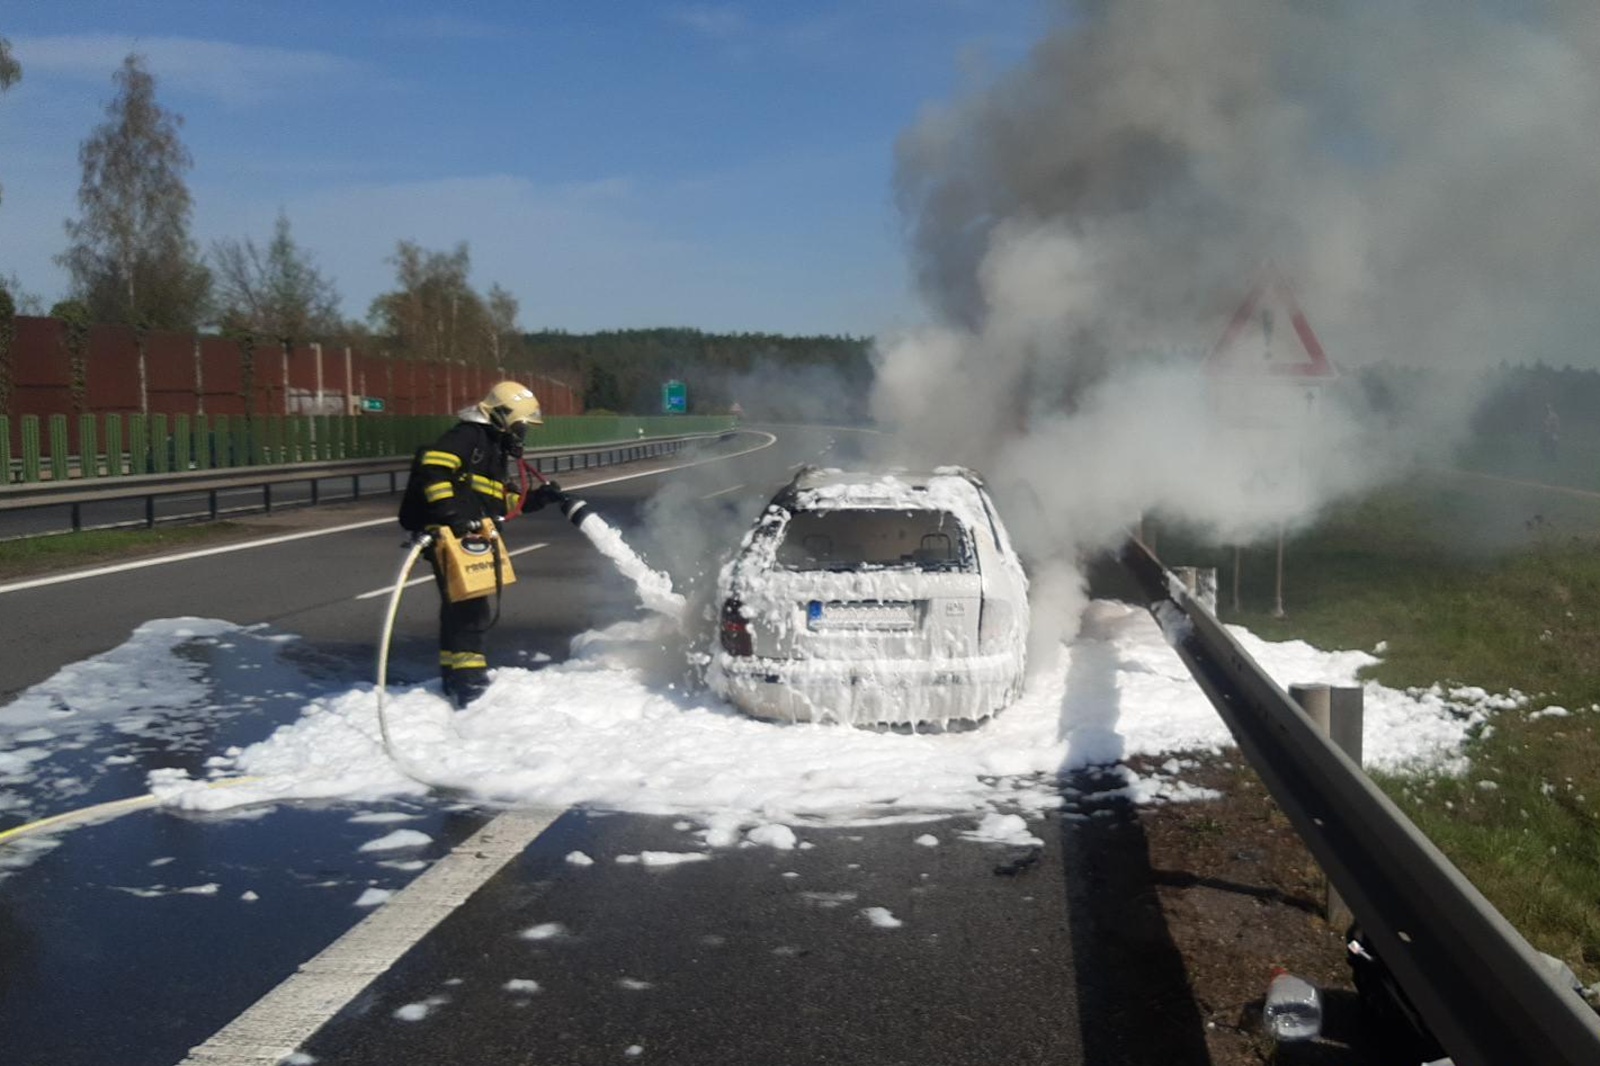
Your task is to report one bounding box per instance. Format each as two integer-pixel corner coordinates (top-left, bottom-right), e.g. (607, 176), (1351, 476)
(399, 421), (520, 532)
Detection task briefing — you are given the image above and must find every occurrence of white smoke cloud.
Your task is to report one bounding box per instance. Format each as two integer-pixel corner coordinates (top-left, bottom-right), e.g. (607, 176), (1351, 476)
(870, 0), (1600, 579)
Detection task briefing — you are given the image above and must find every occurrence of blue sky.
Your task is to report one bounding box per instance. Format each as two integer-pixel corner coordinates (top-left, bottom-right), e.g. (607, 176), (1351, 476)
(0, 1), (1045, 335)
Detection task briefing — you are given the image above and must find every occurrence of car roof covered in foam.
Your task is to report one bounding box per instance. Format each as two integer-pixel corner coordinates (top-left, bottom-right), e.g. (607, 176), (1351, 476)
(784, 466), (988, 513)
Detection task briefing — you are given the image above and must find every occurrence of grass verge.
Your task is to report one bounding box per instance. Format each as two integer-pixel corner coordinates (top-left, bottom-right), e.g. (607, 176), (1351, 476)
(0, 523), (257, 582)
(1154, 478), (1600, 984)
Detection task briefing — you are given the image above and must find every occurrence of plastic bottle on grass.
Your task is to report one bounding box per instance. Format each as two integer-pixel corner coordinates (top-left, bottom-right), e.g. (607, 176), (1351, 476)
(1264, 968), (1322, 1042)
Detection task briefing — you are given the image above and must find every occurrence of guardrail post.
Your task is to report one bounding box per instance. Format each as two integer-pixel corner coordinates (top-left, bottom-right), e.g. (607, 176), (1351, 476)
(1173, 566), (1218, 614)
(1330, 686), (1364, 766)
(1291, 682), (1363, 929)
(1289, 681), (1331, 734)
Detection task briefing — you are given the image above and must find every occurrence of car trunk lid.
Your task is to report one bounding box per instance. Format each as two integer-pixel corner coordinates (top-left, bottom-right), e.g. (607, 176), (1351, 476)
(744, 570), (984, 660)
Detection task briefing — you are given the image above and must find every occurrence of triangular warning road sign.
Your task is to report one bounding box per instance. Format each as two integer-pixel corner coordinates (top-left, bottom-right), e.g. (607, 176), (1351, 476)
(1207, 275), (1335, 379)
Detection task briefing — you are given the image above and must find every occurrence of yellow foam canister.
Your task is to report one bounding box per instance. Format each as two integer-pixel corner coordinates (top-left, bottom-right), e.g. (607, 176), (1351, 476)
(434, 521), (516, 601)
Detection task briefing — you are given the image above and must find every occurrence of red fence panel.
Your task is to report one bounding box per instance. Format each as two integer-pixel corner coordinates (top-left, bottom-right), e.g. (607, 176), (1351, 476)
(84, 324), (143, 414)
(145, 330), (197, 417)
(11, 316), (73, 418)
(199, 336), (247, 416)
(5, 316), (582, 422)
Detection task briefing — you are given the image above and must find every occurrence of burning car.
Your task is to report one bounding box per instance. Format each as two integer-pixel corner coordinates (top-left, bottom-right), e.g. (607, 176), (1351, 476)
(709, 467), (1029, 730)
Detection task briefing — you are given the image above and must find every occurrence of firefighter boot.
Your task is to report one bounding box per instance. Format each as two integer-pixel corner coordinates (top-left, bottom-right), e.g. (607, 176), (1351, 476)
(445, 665), (490, 709)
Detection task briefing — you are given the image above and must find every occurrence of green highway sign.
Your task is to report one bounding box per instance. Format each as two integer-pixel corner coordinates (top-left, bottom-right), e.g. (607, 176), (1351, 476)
(360, 397), (385, 412)
(662, 379), (687, 414)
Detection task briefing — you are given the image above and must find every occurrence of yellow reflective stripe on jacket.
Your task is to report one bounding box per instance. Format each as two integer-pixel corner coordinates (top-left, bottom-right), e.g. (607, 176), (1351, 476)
(423, 482), (455, 503)
(469, 474), (506, 500)
(421, 450), (462, 471)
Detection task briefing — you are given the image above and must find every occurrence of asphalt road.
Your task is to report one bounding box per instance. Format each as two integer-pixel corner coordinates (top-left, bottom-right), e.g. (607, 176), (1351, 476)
(0, 426), (1202, 1066)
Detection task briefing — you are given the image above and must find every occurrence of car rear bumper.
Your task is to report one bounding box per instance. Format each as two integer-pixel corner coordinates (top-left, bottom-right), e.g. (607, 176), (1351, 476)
(710, 650), (1024, 728)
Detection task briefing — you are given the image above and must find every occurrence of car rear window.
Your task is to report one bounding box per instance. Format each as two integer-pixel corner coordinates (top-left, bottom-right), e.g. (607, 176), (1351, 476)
(774, 508), (973, 572)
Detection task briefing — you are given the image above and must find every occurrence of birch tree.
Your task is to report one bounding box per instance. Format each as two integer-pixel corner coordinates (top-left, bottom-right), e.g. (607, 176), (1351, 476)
(59, 53), (210, 331)
(212, 211), (342, 343)
(368, 241), (488, 364)
(485, 283), (521, 373)
(0, 36), (20, 209)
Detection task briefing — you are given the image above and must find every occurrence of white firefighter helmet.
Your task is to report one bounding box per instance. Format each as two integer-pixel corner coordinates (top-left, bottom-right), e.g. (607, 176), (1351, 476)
(478, 381), (543, 431)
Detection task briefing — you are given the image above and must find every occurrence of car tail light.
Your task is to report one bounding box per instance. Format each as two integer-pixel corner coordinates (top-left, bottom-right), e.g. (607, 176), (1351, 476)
(720, 599), (753, 656)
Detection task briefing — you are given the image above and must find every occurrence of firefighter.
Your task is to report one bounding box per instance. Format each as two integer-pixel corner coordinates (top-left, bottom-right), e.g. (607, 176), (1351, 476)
(399, 381), (565, 708)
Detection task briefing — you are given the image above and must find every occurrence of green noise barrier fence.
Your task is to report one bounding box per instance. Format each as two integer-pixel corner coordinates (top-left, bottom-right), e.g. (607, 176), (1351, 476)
(1, 413), (736, 485)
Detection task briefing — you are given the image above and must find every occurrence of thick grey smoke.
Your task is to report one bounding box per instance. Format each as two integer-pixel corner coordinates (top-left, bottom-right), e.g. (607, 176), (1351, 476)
(871, 0), (1600, 640)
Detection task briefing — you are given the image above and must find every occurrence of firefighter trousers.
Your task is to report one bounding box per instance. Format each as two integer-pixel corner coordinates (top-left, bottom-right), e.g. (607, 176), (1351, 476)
(426, 549), (493, 706)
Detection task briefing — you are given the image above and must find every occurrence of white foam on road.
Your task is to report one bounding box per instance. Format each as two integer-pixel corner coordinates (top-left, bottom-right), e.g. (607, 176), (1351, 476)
(131, 597), (1532, 846)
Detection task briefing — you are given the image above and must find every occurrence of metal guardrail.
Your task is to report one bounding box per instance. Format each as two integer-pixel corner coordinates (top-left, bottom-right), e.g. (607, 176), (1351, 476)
(1, 413), (739, 485)
(1118, 536), (1600, 1066)
(0, 433), (732, 535)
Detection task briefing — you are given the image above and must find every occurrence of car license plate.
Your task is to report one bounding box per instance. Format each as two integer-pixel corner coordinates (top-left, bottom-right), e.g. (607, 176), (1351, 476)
(808, 601), (917, 630)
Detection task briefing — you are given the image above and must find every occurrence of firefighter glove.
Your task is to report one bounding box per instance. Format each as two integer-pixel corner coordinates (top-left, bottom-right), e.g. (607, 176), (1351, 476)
(528, 481), (565, 511)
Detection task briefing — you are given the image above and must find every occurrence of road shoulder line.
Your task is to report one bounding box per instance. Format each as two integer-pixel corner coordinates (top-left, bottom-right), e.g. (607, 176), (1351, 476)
(179, 808), (560, 1066)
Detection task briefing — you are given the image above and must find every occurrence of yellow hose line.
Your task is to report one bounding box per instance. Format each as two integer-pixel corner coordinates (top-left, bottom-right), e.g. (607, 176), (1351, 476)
(0, 775), (262, 848)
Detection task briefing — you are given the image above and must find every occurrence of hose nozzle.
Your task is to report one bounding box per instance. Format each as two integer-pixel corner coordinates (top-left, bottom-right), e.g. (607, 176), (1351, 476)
(560, 495), (592, 528)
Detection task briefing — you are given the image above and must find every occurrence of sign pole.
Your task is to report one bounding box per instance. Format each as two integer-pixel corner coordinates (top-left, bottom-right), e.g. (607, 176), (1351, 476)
(1274, 527), (1286, 619)
(1233, 545), (1242, 614)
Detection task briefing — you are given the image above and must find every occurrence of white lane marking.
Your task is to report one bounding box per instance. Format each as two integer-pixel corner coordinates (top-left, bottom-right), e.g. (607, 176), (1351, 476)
(351, 542), (548, 601)
(179, 808), (561, 1066)
(0, 432), (777, 597)
(700, 483), (745, 500)
(0, 517), (398, 596)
